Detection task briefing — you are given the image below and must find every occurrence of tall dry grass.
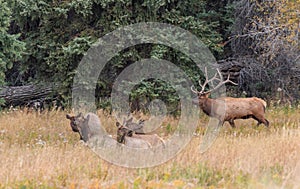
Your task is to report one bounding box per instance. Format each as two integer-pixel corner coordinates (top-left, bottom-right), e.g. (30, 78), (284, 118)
(0, 107), (299, 188)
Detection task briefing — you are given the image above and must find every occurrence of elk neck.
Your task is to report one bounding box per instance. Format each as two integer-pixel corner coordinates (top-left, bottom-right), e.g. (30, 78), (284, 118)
(198, 95), (214, 116)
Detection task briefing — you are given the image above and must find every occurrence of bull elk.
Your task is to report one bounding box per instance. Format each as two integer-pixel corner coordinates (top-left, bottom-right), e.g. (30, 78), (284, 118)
(66, 113), (152, 148)
(191, 68), (269, 128)
(116, 116), (165, 147)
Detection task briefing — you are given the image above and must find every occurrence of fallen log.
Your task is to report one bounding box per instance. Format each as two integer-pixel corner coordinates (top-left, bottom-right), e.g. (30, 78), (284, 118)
(0, 83), (58, 107)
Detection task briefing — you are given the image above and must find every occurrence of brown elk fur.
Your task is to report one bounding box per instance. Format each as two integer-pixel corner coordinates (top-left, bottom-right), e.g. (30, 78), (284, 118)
(194, 93), (269, 127)
(191, 68), (269, 128)
(116, 121), (165, 147)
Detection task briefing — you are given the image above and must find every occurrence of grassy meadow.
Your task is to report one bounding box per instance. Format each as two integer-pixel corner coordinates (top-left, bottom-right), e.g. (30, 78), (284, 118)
(0, 107), (299, 188)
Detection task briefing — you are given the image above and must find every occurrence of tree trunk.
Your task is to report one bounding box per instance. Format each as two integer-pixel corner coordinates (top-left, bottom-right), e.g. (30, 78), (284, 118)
(0, 83), (57, 107)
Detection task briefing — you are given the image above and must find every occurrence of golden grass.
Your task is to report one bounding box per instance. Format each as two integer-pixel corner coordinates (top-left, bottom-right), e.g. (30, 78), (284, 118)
(0, 107), (299, 188)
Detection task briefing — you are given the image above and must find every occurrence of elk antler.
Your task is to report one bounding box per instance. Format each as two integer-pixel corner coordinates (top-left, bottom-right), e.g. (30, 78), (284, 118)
(191, 67), (238, 94)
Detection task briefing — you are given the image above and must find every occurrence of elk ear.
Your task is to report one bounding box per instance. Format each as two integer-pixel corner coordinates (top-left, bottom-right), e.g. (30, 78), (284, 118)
(66, 114), (72, 120)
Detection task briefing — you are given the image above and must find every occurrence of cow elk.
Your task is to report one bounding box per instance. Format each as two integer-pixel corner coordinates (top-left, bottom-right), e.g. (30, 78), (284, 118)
(116, 116), (165, 147)
(66, 113), (105, 142)
(191, 68), (269, 128)
(66, 113), (152, 148)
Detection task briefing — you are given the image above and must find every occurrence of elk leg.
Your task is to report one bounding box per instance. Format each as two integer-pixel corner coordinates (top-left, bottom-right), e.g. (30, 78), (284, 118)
(264, 119), (269, 127)
(253, 115), (269, 127)
(258, 120), (269, 127)
(228, 119), (235, 128)
(256, 121), (262, 128)
(252, 117), (261, 127)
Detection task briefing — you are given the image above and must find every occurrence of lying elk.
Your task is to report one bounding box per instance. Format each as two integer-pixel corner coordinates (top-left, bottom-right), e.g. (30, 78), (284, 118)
(66, 113), (100, 141)
(191, 68), (269, 127)
(116, 117), (165, 147)
(66, 113), (151, 148)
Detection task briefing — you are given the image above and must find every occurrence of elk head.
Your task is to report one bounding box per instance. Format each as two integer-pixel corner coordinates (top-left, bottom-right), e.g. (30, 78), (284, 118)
(66, 113), (91, 141)
(115, 116), (145, 143)
(66, 113), (84, 133)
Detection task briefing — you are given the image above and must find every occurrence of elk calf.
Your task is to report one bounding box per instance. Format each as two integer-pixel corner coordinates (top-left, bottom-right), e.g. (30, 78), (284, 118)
(116, 117), (165, 147)
(191, 68), (269, 127)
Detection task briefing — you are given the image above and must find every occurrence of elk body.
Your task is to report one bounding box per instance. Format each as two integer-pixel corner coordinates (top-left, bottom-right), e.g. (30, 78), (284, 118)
(191, 68), (269, 128)
(66, 113), (152, 148)
(116, 117), (165, 147)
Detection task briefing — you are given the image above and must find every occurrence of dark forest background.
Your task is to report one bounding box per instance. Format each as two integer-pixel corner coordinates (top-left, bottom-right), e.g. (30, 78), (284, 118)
(0, 0), (299, 111)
